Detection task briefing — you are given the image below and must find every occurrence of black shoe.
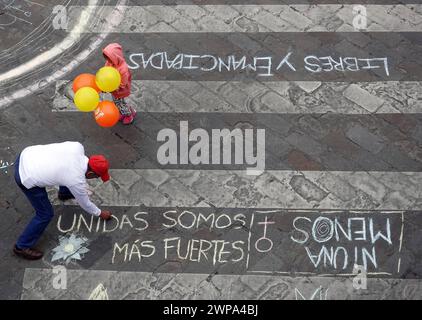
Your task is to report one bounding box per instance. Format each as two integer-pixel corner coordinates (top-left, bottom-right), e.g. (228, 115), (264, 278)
(58, 192), (75, 201)
(13, 245), (43, 260)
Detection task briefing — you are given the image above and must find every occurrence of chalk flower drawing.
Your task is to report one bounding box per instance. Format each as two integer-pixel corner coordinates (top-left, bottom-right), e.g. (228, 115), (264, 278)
(51, 234), (90, 263)
(0, 160), (13, 174)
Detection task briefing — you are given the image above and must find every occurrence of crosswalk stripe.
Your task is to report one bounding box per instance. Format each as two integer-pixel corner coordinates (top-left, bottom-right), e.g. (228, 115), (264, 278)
(49, 169), (422, 210)
(21, 268), (422, 300)
(67, 5), (422, 33)
(53, 80), (420, 114)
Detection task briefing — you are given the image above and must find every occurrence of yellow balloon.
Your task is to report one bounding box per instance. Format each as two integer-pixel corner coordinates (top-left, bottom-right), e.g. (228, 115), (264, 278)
(74, 87), (100, 112)
(95, 66), (121, 92)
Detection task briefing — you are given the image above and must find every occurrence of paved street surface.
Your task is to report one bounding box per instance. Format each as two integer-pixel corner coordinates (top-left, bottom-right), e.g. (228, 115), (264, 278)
(1, 0), (422, 300)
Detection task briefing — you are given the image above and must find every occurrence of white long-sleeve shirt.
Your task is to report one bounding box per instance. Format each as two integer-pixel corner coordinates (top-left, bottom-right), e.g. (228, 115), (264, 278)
(19, 142), (101, 216)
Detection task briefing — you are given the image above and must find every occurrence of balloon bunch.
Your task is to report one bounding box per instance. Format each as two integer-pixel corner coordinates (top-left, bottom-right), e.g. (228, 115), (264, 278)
(72, 67), (122, 128)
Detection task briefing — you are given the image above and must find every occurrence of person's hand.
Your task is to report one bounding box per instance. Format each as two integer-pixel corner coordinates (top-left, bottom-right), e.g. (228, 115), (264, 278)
(100, 210), (112, 220)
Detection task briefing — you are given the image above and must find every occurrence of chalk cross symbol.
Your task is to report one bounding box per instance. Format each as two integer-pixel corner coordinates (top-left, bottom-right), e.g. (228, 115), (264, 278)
(255, 216), (275, 253)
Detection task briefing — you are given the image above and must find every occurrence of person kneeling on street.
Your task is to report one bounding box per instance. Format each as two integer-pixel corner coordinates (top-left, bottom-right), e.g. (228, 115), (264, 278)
(13, 141), (112, 260)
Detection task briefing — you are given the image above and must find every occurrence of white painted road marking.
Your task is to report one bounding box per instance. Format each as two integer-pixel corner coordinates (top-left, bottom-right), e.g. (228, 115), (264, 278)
(21, 268), (422, 300)
(49, 169), (422, 210)
(0, 1), (128, 109)
(52, 80), (422, 114)
(67, 5), (422, 33)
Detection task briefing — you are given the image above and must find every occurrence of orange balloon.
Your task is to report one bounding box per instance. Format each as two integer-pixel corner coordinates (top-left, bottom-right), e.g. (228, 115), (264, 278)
(94, 101), (120, 128)
(73, 73), (100, 93)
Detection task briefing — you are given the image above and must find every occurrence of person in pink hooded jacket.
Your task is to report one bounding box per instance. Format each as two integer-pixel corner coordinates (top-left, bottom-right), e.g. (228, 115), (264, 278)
(103, 43), (137, 125)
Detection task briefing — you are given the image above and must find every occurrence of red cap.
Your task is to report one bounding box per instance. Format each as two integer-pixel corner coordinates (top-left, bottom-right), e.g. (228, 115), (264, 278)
(88, 155), (110, 182)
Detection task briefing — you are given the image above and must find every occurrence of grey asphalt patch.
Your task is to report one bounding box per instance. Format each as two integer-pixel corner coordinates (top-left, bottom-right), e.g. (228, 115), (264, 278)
(0, 1), (128, 109)
(68, 5), (422, 33)
(0, 0), (58, 51)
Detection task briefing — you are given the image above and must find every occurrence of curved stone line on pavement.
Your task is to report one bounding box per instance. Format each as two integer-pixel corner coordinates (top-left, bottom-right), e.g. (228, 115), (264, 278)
(0, 0), (128, 109)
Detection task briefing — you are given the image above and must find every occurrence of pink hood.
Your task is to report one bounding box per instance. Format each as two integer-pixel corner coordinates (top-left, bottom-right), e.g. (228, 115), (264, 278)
(103, 43), (131, 98)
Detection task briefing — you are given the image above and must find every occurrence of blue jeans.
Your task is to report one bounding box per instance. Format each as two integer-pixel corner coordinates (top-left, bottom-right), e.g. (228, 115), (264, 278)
(14, 155), (72, 249)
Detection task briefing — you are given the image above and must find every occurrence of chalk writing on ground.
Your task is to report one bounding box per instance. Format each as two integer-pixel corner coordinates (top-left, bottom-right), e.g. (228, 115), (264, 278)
(128, 52), (390, 77)
(56, 209), (404, 276)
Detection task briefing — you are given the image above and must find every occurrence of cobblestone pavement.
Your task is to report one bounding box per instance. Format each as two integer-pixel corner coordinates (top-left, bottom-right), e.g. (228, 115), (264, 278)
(1, 1), (422, 300)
